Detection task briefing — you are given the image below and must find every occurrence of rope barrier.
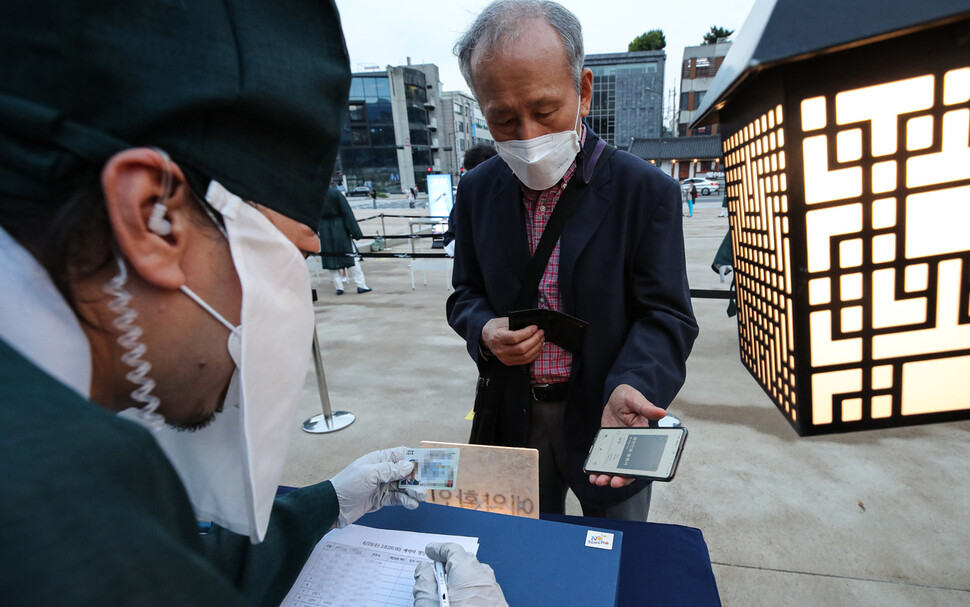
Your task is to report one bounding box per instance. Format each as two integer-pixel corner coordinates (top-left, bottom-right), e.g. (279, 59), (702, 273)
(355, 213), (449, 222)
(374, 234), (428, 240)
(689, 289), (734, 300)
(339, 212), (734, 299)
(311, 251), (452, 260)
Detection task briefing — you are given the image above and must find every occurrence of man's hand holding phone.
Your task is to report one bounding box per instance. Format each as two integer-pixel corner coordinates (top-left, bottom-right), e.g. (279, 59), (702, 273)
(592, 384), (669, 488)
(480, 316), (545, 366)
(585, 425), (688, 485)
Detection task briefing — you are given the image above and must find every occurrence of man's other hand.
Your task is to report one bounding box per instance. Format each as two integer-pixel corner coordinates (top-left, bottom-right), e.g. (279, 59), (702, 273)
(591, 384), (667, 489)
(481, 317), (544, 366)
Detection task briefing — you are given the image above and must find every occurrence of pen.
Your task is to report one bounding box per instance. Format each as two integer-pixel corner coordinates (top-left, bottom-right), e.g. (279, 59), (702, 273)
(433, 560), (450, 607)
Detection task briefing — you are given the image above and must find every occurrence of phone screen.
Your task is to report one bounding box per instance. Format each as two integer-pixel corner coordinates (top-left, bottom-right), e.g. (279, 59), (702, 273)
(583, 428), (687, 481)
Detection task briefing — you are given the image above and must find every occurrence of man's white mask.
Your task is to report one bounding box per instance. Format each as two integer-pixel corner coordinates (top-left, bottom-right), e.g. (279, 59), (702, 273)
(153, 180), (314, 543)
(494, 98), (583, 191)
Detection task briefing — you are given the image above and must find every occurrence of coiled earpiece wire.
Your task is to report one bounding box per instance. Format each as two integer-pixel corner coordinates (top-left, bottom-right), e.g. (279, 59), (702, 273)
(100, 147), (176, 431)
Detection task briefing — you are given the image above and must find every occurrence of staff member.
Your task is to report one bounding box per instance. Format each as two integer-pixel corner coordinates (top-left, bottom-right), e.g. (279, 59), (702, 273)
(319, 186), (372, 295)
(0, 1), (503, 605)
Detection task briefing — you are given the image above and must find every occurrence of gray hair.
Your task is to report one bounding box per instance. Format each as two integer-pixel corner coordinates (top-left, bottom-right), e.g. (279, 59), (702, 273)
(454, 0), (584, 96)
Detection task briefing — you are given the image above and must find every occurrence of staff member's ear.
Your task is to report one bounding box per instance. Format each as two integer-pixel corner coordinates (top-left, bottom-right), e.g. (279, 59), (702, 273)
(100, 148), (194, 290)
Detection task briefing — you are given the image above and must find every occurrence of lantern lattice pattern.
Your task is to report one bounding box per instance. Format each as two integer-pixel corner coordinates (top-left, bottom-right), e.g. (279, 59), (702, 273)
(724, 64), (970, 434)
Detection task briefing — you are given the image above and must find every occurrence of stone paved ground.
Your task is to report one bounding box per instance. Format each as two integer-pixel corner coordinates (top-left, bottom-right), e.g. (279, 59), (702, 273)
(284, 199), (970, 606)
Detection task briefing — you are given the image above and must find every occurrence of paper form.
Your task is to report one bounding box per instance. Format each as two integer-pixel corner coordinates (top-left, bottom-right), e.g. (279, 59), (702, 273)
(278, 524), (479, 607)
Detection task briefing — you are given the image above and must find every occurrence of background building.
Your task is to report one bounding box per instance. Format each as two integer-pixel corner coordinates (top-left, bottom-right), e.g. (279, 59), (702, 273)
(678, 41), (732, 136)
(583, 50), (666, 148)
(337, 60), (443, 194)
(441, 91), (494, 179)
(628, 134), (723, 181)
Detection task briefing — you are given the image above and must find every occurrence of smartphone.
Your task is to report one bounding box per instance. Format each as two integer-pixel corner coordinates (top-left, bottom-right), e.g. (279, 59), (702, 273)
(583, 427), (687, 482)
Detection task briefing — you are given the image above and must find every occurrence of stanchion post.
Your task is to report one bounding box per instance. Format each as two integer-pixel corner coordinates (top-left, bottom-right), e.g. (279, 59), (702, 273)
(302, 324), (355, 433)
(380, 214), (387, 249)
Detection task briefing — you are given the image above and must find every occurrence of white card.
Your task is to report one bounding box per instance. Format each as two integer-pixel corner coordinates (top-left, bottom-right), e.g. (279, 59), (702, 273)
(585, 530), (615, 550)
(398, 447), (460, 490)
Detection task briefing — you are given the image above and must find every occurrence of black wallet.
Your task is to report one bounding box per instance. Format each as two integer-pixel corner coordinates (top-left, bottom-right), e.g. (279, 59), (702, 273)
(508, 308), (589, 354)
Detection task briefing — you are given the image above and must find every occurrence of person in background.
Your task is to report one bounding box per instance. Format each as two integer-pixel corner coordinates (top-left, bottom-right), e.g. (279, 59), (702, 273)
(318, 186), (371, 295)
(463, 144), (499, 175)
(447, 0), (697, 519)
(443, 143), (498, 257)
(0, 1), (504, 605)
(688, 182), (697, 218)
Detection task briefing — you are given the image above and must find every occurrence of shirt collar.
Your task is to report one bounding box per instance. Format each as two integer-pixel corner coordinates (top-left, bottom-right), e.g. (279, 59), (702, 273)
(0, 225), (92, 398)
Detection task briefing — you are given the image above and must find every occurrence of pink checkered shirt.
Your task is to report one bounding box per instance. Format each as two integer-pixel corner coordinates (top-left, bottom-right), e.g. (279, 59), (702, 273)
(521, 126), (587, 384)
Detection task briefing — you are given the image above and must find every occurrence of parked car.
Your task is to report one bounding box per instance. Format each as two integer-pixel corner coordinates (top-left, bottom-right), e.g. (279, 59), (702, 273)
(681, 177), (720, 196)
(348, 186), (371, 197)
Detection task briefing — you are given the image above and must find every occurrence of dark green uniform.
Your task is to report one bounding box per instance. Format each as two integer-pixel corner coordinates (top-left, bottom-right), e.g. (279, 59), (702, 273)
(0, 338), (338, 606)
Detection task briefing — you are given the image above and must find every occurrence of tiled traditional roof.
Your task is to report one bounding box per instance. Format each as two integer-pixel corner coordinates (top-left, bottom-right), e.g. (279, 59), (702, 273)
(693, 0), (970, 126)
(628, 135), (723, 161)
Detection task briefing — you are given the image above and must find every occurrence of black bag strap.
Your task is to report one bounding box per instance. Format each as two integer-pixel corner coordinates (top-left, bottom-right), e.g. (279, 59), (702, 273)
(513, 140), (616, 310)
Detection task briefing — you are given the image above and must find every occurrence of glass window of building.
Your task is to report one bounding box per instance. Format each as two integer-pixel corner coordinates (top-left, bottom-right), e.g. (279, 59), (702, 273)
(587, 71), (617, 144)
(411, 149), (432, 167)
(351, 127), (369, 146)
(406, 105), (428, 125)
(410, 130), (429, 146)
(339, 74), (404, 192)
(349, 103), (366, 122)
(369, 126), (395, 146)
(367, 100), (393, 123)
(405, 84), (427, 104)
(375, 78), (390, 101)
(349, 78), (364, 99)
(403, 68), (429, 105)
(590, 62), (656, 77)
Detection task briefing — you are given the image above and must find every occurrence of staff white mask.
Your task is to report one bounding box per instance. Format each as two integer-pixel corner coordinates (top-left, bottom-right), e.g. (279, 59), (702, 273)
(494, 98), (583, 191)
(153, 180), (314, 543)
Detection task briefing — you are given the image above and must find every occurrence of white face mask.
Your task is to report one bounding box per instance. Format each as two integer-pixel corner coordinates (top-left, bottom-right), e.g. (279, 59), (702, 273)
(494, 98), (583, 191)
(153, 180), (314, 543)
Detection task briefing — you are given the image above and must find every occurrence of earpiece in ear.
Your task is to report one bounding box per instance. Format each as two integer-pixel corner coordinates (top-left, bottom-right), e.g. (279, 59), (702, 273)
(148, 201), (172, 236)
(148, 147), (174, 236)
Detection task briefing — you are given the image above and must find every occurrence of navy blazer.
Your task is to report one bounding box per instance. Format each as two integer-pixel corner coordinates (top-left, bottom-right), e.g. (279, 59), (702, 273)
(446, 131), (698, 508)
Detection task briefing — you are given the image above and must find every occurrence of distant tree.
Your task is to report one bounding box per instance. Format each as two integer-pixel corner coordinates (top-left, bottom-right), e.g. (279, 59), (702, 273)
(702, 25), (734, 45)
(628, 29), (666, 52)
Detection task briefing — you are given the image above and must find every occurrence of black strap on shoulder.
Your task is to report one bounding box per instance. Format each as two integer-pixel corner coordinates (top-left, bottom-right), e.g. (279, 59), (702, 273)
(513, 141), (616, 310)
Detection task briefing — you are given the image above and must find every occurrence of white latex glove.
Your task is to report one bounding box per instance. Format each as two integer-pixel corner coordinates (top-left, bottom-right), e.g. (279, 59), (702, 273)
(413, 543), (509, 607)
(329, 446), (427, 528)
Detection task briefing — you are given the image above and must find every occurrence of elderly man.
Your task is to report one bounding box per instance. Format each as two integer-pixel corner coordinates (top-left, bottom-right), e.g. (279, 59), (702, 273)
(0, 1), (505, 605)
(447, 0), (698, 519)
